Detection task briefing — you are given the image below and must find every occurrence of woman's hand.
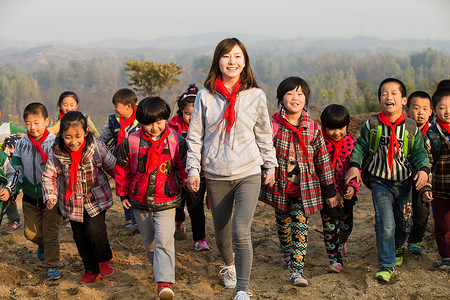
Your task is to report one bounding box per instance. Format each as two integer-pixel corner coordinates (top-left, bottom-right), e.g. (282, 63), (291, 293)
(263, 173), (275, 187)
(186, 176), (201, 192)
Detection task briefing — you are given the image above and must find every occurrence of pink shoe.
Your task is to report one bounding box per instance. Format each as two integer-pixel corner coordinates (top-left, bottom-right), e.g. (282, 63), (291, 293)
(327, 262), (343, 273)
(194, 239), (210, 251)
(80, 271), (100, 284)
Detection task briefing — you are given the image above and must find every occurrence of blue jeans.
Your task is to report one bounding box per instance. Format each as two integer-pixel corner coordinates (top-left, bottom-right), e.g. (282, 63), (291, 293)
(371, 176), (412, 268)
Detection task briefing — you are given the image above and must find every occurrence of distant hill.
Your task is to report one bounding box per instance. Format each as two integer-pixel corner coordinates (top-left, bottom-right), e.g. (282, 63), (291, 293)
(1, 34), (449, 63)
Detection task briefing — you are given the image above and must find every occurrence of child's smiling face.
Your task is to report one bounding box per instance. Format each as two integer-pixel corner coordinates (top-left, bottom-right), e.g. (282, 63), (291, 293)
(379, 82), (407, 119)
(283, 86), (306, 116)
(433, 96), (450, 124)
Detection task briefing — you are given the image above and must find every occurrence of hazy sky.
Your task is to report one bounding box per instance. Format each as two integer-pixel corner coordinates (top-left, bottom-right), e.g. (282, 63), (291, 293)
(0, 0), (449, 44)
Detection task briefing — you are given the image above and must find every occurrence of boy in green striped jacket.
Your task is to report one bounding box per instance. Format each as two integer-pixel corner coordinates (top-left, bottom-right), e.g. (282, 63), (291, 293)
(345, 78), (430, 282)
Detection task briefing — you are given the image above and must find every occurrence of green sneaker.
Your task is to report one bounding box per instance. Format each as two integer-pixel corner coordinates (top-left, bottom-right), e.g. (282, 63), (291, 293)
(407, 242), (423, 255)
(395, 247), (404, 266)
(375, 267), (395, 282)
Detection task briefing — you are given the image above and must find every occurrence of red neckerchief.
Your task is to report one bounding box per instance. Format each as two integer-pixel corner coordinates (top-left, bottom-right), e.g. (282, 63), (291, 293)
(378, 111), (405, 172)
(437, 118), (450, 134)
(420, 121), (429, 136)
(64, 139), (86, 204)
(273, 112), (308, 157)
(214, 76), (241, 141)
(322, 127), (345, 169)
(117, 105), (137, 148)
(58, 109), (64, 120)
(179, 115), (190, 132)
(140, 125), (171, 174)
(27, 129), (50, 165)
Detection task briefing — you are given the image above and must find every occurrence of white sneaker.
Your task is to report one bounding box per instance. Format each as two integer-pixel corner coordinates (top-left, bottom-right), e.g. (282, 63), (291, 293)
(219, 264), (236, 288)
(234, 291), (252, 300)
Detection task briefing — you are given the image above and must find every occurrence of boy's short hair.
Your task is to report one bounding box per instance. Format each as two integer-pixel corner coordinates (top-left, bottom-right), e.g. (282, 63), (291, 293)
(377, 78), (407, 101)
(112, 88), (138, 108)
(432, 88), (450, 109)
(320, 104), (350, 129)
(436, 79), (450, 91)
(136, 97), (170, 125)
(276, 76), (310, 106)
(407, 91), (431, 108)
(23, 102), (48, 120)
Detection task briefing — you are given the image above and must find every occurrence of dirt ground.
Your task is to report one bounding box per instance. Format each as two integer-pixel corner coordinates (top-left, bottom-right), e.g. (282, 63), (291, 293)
(0, 114), (448, 299)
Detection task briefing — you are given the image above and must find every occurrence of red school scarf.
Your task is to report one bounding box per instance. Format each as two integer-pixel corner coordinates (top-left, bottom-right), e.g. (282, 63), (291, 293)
(58, 109), (64, 120)
(27, 129), (50, 164)
(273, 112), (308, 157)
(64, 139), (86, 204)
(117, 105), (138, 148)
(179, 115), (190, 132)
(378, 111), (405, 172)
(437, 118), (450, 135)
(140, 125), (171, 175)
(322, 127), (346, 169)
(214, 76), (241, 140)
(420, 121), (429, 136)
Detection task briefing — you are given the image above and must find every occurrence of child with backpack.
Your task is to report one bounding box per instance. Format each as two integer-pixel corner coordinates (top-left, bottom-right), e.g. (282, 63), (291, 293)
(168, 84), (209, 251)
(422, 87), (450, 270)
(99, 88), (140, 231)
(115, 97), (188, 300)
(259, 76), (337, 287)
(48, 91), (99, 138)
(42, 111), (116, 284)
(345, 78), (430, 282)
(319, 104), (360, 273)
(404, 91), (433, 255)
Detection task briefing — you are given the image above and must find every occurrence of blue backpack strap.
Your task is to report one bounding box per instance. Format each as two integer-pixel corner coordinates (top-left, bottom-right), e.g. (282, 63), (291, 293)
(428, 124), (441, 166)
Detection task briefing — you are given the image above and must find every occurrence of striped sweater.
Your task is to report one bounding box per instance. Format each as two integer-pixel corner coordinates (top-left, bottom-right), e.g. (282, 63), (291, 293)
(350, 116), (430, 181)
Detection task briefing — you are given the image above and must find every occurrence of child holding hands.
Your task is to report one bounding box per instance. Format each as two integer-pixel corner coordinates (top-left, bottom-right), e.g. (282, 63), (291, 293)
(115, 97), (188, 300)
(259, 76), (337, 286)
(320, 104), (360, 273)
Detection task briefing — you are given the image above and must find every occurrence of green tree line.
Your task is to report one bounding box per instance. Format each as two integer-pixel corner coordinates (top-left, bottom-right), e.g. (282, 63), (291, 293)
(0, 48), (448, 124)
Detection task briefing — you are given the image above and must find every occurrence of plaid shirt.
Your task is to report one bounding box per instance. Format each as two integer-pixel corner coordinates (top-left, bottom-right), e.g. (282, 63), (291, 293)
(423, 123), (450, 198)
(259, 109), (336, 216)
(42, 140), (116, 222)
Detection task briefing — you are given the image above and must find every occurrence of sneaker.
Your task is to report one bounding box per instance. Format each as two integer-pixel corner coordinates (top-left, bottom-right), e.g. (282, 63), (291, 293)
(157, 282), (174, 300)
(290, 272), (308, 286)
(131, 223), (140, 234)
(327, 262), (343, 273)
(395, 247), (404, 266)
(339, 242), (347, 257)
(99, 260), (114, 278)
(80, 271), (100, 284)
(194, 239), (210, 251)
(233, 291), (253, 300)
(219, 264), (236, 288)
(407, 242), (423, 255)
(1, 220), (22, 234)
(375, 267), (395, 282)
(124, 220), (134, 228)
(47, 267), (60, 280)
(438, 257), (450, 270)
(37, 245), (45, 261)
(283, 253), (291, 269)
(174, 221), (186, 240)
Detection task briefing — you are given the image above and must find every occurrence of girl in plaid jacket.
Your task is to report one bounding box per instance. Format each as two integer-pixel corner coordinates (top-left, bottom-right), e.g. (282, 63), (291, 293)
(259, 77), (337, 287)
(42, 111), (116, 285)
